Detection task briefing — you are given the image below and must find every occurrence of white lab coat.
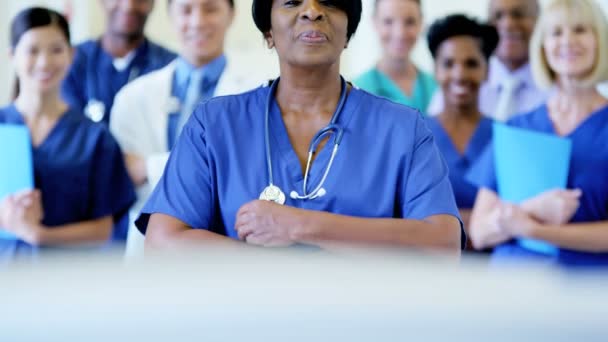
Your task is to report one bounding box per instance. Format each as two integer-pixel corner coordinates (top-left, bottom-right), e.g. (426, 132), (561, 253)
(110, 58), (265, 258)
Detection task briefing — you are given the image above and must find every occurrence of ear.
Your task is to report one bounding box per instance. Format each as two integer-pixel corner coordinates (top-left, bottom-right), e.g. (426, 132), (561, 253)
(264, 31), (274, 49)
(227, 7), (236, 26)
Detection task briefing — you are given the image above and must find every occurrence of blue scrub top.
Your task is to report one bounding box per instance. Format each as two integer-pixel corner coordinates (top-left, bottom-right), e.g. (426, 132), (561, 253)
(425, 117), (493, 209)
(136, 84), (464, 248)
(0, 105), (136, 259)
(467, 104), (608, 267)
(62, 39), (176, 125)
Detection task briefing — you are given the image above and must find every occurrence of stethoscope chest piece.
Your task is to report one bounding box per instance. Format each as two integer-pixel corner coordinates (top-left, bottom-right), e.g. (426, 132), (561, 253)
(259, 184), (286, 205)
(85, 99), (106, 123)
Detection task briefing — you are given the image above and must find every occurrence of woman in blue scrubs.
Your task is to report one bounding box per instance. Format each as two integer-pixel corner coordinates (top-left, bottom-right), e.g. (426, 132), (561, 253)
(424, 15), (498, 230)
(468, 0), (608, 267)
(137, 0), (462, 253)
(354, 0), (436, 112)
(61, 0), (176, 125)
(0, 8), (135, 260)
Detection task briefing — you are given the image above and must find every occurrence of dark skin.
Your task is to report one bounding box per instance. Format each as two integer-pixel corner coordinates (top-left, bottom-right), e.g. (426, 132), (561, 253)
(434, 35), (489, 230)
(100, 0), (155, 58)
(146, 0), (461, 254)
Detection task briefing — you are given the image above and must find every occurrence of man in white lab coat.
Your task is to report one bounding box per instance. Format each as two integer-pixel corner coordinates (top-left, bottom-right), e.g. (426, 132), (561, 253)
(110, 0), (265, 257)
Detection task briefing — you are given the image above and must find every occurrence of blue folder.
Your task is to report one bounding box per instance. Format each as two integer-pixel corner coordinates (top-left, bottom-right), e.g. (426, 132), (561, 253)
(0, 125), (34, 240)
(493, 123), (572, 255)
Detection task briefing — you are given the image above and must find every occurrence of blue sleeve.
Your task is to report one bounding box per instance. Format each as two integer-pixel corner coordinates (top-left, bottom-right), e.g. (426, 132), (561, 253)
(91, 129), (136, 221)
(466, 143), (498, 192)
(61, 47), (87, 113)
(400, 115), (465, 248)
(135, 105), (214, 234)
(401, 115), (459, 220)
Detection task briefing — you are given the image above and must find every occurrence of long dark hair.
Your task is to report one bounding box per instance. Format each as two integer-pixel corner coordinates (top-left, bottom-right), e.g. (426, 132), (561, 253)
(10, 7), (71, 100)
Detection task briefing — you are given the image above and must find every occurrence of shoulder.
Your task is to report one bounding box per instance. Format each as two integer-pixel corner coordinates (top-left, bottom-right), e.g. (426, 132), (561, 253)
(145, 40), (177, 62)
(194, 85), (267, 125)
(353, 88), (426, 135)
(353, 68), (380, 88)
(217, 58), (269, 94)
(119, 62), (174, 95)
(507, 104), (548, 129)
(0, 106), (19, 124)
(73, 40), (100, 58)
(417, 69), (438, 88)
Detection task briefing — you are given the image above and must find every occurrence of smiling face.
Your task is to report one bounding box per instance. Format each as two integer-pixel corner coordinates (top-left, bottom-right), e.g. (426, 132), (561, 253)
(488, 0), (538, 69)
(267, 0), (349, 69)
(434, 35), (487, 110)
(169, 0), (234, 66)
(373, 0), (422, 62)
(11, 25), (73, 96)
(542, 10), (598, 83)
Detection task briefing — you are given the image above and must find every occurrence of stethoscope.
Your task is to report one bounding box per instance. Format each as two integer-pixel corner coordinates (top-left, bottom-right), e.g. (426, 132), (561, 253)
(259, 77), (347, 205)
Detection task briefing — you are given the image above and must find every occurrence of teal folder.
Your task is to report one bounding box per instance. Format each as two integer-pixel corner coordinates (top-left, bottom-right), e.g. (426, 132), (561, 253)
(493, 123), (572, 255)
(0, 125), (34, 240)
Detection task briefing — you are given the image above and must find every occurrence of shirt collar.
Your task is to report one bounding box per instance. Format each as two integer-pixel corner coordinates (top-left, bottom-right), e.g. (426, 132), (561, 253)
(174, 54), (227, 88)
(487, 56), (534, 89)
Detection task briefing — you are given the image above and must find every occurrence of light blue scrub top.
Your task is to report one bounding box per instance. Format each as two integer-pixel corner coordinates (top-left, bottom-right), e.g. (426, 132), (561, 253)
(62, 39), (176, 125)
(0, 105), (135, 260)
(467, 104), (608, 267)
(136, 85), (463, 247)
(354, 67), (437, 113)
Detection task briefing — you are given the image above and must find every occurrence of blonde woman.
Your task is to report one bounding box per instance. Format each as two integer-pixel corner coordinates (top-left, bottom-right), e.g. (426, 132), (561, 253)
(468, 0), (608, 267)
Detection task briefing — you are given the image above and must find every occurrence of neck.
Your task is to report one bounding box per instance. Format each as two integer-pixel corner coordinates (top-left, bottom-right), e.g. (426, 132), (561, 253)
(439, 103), (482, 124)
(377, 56), (414, 78)
(14, 89), (66, 120)
(551, 81), (607, 118)
(182, 51), (222, 69)
(499, 56), (528, 72)
(101, 32), (145, 58)
(275, 63), (343, 120)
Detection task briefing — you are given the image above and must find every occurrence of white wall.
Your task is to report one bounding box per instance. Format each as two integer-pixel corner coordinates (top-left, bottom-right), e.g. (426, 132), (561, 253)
(2, 0), (608, 105)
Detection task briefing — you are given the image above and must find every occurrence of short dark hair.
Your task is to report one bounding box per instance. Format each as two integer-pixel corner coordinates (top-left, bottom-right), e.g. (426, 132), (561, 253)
(10, 7), (70, 49)
(252, 0), (362, 42)
(426, 14), (499, 61)
(168, 0), (235, 9)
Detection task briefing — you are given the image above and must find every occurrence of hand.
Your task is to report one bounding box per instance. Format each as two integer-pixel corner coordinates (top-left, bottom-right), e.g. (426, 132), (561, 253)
(235, 200), (302, 248)
(0, 189), (44, 244)
(522, 189), (581, 225)
(124, 153), (148, 186)
(498, 203), (540, 238)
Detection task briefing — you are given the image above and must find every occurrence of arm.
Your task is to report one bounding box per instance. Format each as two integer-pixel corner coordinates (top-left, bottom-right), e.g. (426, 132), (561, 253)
(290, 212), (461, 254)
(525, 222), (608, 253)
(145, 213), (247, 250)
(30, 217), (113, 246)
(235, 201), (461, 255)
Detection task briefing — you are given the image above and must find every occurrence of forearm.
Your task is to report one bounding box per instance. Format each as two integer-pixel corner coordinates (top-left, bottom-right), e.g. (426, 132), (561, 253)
(34, 216), (113, 246)
(528, 222), (608, 253)
(291, 211), (461, 254)
(145, 213), (244, 250)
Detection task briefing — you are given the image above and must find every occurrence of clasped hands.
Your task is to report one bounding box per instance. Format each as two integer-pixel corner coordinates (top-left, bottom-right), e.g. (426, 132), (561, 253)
(491, 188), (582, 238)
